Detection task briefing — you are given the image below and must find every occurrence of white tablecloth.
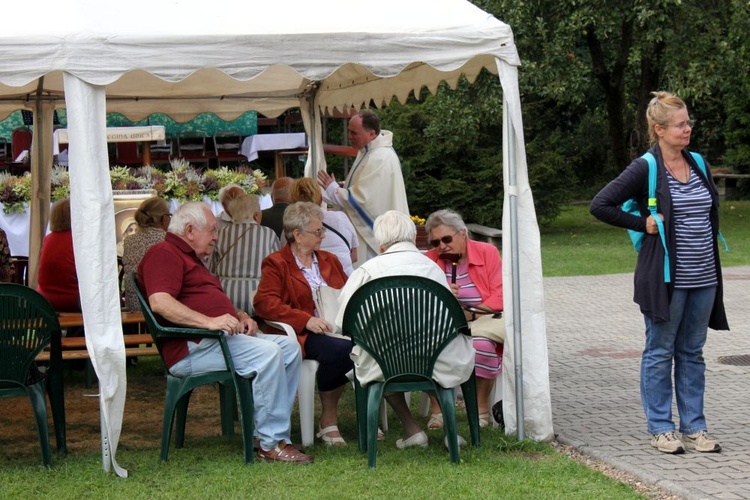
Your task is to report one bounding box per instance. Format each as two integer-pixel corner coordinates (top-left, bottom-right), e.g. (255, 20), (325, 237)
(240, 132), (307, 162)
(0, 193), (272, 257)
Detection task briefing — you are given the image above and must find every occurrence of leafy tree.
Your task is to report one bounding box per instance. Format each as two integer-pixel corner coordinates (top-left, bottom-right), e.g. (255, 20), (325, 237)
(478, 0), (736, 173)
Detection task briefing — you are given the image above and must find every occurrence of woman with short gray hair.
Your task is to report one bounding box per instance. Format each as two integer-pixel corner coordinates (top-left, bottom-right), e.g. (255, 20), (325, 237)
(254, 201), (352, 446)
(424, 208), (504, 430)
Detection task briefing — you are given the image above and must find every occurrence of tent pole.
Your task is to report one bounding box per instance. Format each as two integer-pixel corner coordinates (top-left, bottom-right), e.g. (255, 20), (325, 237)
(29, 78), (53, 288)
(307, 85), (318, 176)
(506, 97), (526, 441)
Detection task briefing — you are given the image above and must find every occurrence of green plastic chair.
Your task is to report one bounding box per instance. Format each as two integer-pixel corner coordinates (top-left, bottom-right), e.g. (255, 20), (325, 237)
(342, 275), (480, 468)
(130, 274), (255, 463)
(0, 283), (67, 465)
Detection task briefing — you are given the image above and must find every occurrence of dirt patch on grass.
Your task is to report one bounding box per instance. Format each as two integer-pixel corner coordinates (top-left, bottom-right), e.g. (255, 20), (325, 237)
(0, 363), (223, 461)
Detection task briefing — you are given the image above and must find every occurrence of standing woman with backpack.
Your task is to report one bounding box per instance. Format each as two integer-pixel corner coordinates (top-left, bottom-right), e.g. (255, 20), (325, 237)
(590, 91), (728, 455)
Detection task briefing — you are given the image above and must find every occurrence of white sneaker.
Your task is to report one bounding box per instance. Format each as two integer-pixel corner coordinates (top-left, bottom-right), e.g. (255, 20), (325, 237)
(396, 431), (428, 449)
(444, 435), (467, 449)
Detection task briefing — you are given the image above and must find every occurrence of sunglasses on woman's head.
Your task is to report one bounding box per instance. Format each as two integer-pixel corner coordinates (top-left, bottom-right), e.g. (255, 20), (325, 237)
(429, 230), (461, 248)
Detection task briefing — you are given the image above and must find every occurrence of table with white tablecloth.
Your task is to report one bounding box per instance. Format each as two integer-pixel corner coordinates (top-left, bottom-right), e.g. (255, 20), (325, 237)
(240, 132), (307, 162)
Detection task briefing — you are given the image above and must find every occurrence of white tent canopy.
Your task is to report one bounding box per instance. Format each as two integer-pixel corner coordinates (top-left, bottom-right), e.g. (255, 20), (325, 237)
(0, 0), (552, 475)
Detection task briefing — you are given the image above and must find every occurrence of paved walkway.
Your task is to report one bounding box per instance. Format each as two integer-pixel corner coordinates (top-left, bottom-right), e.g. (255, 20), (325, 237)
(546, 266), (750, 500)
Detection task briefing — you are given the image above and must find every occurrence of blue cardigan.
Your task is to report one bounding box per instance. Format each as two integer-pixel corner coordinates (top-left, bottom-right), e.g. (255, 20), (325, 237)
(590, 144), (728, 330)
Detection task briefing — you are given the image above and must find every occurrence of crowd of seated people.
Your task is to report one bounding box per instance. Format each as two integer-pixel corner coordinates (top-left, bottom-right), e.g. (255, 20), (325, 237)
(12, 173), (504, 455)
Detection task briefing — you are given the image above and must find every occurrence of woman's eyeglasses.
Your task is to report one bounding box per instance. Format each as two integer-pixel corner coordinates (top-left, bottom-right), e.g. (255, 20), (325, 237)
(668, 119), (696, 130)
(302, 227), (326, 237)
(429, 230), (462, 248)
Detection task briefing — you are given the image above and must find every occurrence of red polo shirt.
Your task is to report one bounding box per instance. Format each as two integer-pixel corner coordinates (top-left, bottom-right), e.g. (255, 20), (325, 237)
(138, 233), (236, 367)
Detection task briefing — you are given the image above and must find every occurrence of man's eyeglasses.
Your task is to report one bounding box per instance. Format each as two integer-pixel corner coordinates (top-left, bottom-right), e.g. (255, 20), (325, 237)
(429, 230), (462, 248)
(302, 227), (326, 237)
(668, 119), (695, 130)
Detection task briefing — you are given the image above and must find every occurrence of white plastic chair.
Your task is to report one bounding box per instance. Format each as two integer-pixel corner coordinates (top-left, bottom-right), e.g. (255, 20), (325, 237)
(264, 319), (320, 447)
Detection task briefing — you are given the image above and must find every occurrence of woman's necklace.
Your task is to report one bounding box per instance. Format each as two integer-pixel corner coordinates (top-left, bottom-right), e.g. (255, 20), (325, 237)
(664, 157), (689, 183)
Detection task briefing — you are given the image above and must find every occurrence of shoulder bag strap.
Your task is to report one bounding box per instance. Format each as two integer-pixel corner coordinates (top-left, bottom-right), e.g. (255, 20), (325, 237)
(213, 224), (255, 267)
(642, 152), (671, 283)
(689, 152), (730, 252)
(322, 222), (351, 251)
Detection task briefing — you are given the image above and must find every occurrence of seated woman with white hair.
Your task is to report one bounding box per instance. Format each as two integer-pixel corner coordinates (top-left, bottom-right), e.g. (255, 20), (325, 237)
(336, 210), (475, 449)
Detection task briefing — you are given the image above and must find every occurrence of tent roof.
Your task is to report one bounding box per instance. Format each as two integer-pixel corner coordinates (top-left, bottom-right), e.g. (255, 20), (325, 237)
(0, 0), (518, 120)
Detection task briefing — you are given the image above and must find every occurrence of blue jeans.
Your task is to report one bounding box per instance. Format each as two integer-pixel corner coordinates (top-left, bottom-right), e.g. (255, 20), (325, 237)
(641, 286), (716, 435)
(170, 333), (301, 449)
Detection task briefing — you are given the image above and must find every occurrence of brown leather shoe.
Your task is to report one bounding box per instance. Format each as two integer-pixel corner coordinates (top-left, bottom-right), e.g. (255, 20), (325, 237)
(257, 440), (314, 464)
(254, 437), (305, 452)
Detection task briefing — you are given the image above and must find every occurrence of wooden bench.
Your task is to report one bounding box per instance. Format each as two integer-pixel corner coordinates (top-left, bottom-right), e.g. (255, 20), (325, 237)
(36, 312), (160, 387)
(712, 171), (750, 200)
(35, 334), (159, 363)
(466, 223), (502, 253)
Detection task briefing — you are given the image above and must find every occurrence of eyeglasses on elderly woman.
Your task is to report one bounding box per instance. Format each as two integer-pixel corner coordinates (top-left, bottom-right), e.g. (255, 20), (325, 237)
(301, 227), (326, 238)
(429, 229), (462, 248)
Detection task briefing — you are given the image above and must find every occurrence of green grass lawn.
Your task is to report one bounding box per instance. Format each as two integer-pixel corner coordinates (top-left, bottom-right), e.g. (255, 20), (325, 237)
(540, 201), (750, 277)
(10, 202), (739, 498)
(0, 359), (644, 499)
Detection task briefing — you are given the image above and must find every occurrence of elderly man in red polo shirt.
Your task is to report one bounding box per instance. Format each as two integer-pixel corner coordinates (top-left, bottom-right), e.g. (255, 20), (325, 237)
(138, 201), (313, 464)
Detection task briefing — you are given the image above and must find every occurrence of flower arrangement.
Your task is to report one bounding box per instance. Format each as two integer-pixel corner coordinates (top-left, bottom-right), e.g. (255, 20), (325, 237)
(410, 215), (426, 226)
(0, 160), (267, 214)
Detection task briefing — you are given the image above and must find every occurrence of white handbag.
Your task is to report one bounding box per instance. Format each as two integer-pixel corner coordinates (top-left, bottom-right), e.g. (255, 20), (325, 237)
(312, 285), (346, 337)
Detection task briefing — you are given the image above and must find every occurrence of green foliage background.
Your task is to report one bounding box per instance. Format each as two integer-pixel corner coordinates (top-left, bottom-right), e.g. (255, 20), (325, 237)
(378, 0), (750, 225)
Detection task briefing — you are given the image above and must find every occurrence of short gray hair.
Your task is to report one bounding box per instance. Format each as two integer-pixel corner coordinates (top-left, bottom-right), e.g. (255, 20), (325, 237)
(169, 201), (210, 235)
(373, 210), (416, 250)
(228, 194), (260, 223)
(425, 209), (466, 235)
(283, 202), (323, 242)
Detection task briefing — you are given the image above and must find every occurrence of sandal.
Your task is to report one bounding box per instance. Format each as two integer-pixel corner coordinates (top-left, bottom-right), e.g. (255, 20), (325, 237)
(257, 440), (314, 464)
(479, 412), (491, 428)
(427, 412), (444, 430)
(316, 425), (347, 446)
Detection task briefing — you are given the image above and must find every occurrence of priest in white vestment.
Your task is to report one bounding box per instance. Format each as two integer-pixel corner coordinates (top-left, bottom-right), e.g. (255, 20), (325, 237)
(318, 109), (409, 264)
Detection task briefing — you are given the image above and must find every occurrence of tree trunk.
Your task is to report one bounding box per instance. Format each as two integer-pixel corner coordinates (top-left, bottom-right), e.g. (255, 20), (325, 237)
(586, 19), (635, 170)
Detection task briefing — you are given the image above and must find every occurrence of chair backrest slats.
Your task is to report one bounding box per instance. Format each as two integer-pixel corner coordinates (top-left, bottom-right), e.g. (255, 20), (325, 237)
(0, 284), (59, 387)
(343, 276), (466, 383)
